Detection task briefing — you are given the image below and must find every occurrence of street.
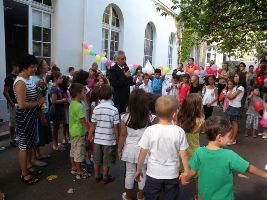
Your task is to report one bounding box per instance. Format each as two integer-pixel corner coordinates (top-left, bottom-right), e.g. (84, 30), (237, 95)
(0, 108), (267, 200)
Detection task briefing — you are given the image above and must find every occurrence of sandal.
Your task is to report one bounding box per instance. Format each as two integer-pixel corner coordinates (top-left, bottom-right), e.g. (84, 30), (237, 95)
(27, 167), (43, 175)
(20, 174), (39, 184)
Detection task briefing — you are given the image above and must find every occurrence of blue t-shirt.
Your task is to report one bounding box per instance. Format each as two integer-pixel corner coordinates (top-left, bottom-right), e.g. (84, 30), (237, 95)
(151, 77), (163, 95)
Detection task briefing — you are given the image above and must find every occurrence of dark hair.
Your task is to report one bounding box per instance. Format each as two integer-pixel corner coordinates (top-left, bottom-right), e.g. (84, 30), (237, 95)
(239, 62), (246, 68)
(19, 54), (38, 72)
(36, 59), (47, 76)
(155, 96), (178, 119)
(135, 66), (143, 75)
(177, 93), (203, 133)
(51, 71), (62, 82)
(234, 72), (246, 87)
(99, 85), (113, 100)
(189, 58), (194, 62)
(205, 116), (231, 141)
(205, 75), (216, 85)
(172, 74), (179, 80)
(126, 89), (150, 129)
(260, 58), (267, 64)
(180, 73), (190, 82)
(10, 61), (19, 73)
(51, 65), (60, 72)
(249, 65), (254, 68)
(147, 93), (159, 114)
(90, 86), (100, 106)
(68, 67), (74, 73)
(69, 83), (84, 98)
(178, 63), (184, 67)
(143, 73), (150, 78)
(154, 68), (161, 74)
(72, 70), (89, 85)
(59, 76), (70, 93)
(97, 75), (108, 85)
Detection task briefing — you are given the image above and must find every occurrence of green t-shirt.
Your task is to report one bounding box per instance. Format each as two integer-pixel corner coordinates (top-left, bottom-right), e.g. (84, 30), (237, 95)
(189, 147), (249, 200)
(69, 100), (86, 137)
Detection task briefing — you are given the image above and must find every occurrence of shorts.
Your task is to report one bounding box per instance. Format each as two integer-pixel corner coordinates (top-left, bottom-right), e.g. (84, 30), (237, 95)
(8, 106), (16, 127)
(94, 144), (116, 166)
(70, 136), (86, 163)
(226, 106), (242, 121)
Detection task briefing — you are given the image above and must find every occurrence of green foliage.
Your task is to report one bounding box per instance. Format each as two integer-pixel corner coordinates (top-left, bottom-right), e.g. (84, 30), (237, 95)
(163, 0), (267, 55)
(180, 28), (195, 62)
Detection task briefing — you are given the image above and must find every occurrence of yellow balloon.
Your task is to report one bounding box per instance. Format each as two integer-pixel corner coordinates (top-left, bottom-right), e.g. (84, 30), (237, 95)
(95, 55), (101, 62)
(85, 49), (90, 55)
(164, 67), (171, 73)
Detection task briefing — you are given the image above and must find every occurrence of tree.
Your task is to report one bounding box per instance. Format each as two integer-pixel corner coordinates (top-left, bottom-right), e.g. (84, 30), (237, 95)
(157, 0), (267, 55)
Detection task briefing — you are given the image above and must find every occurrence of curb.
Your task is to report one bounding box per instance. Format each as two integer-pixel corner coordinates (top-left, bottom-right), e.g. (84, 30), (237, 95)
(0, 131), (9, 141)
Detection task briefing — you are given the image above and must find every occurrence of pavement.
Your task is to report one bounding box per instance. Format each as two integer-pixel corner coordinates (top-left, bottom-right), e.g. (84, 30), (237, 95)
(0, 108), (267, 200)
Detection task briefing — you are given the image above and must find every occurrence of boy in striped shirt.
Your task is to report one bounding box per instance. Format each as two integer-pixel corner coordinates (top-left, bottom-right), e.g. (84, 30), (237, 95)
(89, 85), (120, 184)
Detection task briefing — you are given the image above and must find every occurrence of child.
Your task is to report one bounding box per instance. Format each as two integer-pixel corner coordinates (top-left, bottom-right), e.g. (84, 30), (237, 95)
(49, 71), (67, 151)
(245, 86), (262, 138)
(139, 73), (152, 93)
(60, 75), (71, 144)
(202, 75), (218, 119)
(135, 96), (189, 200)
(151, 69), (163, 96)
(166, 75), (179, 99)
(87, 68), (96, 89)
(181, 116), (267, 200)
(190, 75), (202, 94)
(96, 75), (108, 87)
(226, 73), (245, 145)
(221, 80), (233, 113)
(178, 74), (191, 105)
(118, 89), (156, 200)
(89, 85), (120, 184)
(69, 83), (90, 179)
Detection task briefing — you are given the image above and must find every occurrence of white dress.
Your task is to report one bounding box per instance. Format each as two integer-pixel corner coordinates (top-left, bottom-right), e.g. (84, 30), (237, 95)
(121, 113), (155, 163)
(202, 87), (217, 106)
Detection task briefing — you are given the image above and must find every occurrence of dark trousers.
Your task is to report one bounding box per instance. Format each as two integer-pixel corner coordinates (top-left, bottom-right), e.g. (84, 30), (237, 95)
(144, 176), (180, 200)
(204, 105), (214, 119)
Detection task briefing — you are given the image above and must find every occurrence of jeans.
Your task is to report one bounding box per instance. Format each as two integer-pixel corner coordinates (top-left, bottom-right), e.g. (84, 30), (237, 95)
(144, 175), (180, 200)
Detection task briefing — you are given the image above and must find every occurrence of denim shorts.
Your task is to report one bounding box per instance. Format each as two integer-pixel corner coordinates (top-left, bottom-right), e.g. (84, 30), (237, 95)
(226, 106), (242, 121)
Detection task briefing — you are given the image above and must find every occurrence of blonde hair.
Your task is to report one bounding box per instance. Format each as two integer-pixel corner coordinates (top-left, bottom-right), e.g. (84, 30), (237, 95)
(155, 96), (178, 119)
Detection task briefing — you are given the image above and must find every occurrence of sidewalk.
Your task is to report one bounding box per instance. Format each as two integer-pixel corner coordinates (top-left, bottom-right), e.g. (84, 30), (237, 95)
(0, 121), (9, 140)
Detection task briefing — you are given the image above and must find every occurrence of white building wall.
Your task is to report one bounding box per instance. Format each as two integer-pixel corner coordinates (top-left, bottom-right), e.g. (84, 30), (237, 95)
(0, 0), (8, 121)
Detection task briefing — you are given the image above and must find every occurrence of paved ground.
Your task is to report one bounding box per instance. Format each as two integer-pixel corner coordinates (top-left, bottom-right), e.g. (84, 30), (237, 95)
(0, 108), (267, 200)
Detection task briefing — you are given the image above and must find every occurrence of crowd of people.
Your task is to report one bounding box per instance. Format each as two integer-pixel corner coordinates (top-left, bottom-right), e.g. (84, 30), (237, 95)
(2, 50), (267, 199)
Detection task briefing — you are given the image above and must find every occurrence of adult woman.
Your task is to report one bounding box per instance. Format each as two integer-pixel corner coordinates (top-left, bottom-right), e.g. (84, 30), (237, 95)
(217, 62), (230, 100)
(14, 54), (45, 184)
(31, 59), (52, 165)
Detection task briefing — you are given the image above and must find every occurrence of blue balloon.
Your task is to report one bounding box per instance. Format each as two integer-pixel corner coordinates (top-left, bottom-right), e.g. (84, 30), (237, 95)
(200, 70), (206, 76)
(130, 68), (136, 75)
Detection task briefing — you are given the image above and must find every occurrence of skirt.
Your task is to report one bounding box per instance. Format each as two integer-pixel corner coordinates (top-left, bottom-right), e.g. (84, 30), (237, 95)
(226, 106), (242, 121)
(16, 106), (39, 150)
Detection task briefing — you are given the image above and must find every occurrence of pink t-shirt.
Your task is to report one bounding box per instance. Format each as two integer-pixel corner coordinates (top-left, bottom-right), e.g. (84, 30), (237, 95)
(178, 84), (190, 104)
(87, 76), (96, 89)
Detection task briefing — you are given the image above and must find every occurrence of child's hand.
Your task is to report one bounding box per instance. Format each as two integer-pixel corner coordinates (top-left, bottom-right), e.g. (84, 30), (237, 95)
(88, 133), (94, 142)
(118, 151), (122, 160)
(134, 171), (143, 182)
(179, 172), (190, 185)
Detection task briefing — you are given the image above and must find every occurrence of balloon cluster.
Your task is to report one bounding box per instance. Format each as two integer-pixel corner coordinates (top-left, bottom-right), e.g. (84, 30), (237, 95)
(83, 43), (114, 69)
(157, 66), (171, 74)
(206, 65), (217, 75)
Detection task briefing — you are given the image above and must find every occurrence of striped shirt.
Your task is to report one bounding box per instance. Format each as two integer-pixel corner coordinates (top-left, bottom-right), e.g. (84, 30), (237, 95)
(14, 76), (37, 103)
(91, 100), (120, 145)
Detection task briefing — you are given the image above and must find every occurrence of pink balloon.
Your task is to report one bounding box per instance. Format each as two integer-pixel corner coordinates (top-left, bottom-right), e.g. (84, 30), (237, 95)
(194, 70), (200, 76)
(106, 60), (113, 66)
(206, 68), (213, 75)
(132, 64), (139, 69)
(82, 43), (88, 49)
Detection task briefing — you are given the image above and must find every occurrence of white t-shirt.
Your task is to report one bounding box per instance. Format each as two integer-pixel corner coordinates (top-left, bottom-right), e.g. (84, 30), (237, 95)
(138, 124), (188, 179)
(139, 82), (152, 93)
(228, 86), (244, 108)
(162, 79), (171, 96)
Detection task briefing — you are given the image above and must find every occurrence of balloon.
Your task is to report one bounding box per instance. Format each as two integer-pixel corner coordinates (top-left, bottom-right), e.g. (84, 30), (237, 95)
(177, 71), (182, 75)
(89, 50), (95, 56)
(106, 60), (113, 66)
(130, 68), (136, 75)
(257, 76), (264, 85)
(100, 52), (106, 58)
(89, 44), (94, 49)
(101, 57), (108, 63)
(194, 70), (200, 76)
(132, 64), (139, 69)
(253, 101), (264, 112)
(158, 66), (163, 70)
(83, 43), (88, 49)
(85, 49), (90, 55)
(188, 67), (194, 74)
(206, 68), (213, 75)
(218, 69), (223, 75)
(164, 67), (171, 74)
(200, 70), (206, 76)
(95, 55), (101, 62)
(111, 62), (115, 67)
(142, 68), (147, 73)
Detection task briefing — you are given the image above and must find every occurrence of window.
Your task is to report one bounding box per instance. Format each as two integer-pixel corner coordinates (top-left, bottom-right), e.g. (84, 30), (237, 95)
(102, 6), (120, 65)
(168, 33), (175, 68)
(206, 47), (216, 65)
(32, 9), (51, 64)
(144, 23), (154, 65)
(33, 0), (52, 6)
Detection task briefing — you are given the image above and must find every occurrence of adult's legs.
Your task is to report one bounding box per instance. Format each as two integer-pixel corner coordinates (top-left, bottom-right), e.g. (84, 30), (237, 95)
(124, 162), (135, 199)
(204, 105), (214, 120)
(163, 178), (180, 200)
(144, 176), (163, 200)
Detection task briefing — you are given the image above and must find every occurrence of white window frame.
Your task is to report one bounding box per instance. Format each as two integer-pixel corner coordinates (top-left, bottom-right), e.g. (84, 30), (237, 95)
(102, 6), (121, 67)
(205, 47), (217, 66)
(168, 33), (175, 69)
(143, 23), (154, 66)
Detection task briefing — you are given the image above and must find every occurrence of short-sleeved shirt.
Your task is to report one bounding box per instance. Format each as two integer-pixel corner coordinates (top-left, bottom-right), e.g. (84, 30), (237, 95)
(69, 100), (86, 137)
(228, 86), (244, 108)
(91, 100), (120, 146)
(138, 124), (188, 179)
(189, 147), (249, 200)
(4, 73), (17, 104)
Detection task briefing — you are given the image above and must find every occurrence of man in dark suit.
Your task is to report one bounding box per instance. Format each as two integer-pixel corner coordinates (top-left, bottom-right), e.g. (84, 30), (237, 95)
(108, 51), (135, 114)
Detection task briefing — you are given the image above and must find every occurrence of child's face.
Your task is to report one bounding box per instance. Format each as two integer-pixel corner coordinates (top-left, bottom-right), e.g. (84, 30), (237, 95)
(56, 76), (63, 84)
(183, 76), (188, 83)
(253, 88), (260, 96)
(234, 74), (239, 83)
(155, 73), (161, 78)
(190, 76), (197, 84)
(172, 78), (178, 84)
(208, 77), (215, 85)
(217, 131), (231, 146)
(98, 78), (104, 86)
(227, 81), (234, 89)
(144, 76), (149, 84)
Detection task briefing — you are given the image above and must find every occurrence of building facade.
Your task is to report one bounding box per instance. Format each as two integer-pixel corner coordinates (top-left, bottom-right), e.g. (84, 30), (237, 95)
(0, 0), (178, 120)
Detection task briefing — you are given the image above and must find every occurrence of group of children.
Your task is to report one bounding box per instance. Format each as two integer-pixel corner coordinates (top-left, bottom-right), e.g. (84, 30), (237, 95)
(43, 61), (267, 200)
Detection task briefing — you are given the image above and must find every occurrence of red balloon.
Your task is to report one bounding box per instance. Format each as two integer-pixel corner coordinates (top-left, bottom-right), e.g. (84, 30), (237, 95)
(218, 69), (223, 75)
(256, 76), (264, 85)
(253, 101), (264, 112)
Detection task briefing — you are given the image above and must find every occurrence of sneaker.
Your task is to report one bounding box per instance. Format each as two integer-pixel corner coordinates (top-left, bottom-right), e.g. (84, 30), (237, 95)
(76, 172), (89, 180)
(0, 147), (6, 151)
(262, 135), (267, 139)
(70, 169), (77, 175)
(258, 132), (263, 136)
(121, 192), (127, 200)
(95, 174), (103, 183)
(103, 175), (115, 184)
